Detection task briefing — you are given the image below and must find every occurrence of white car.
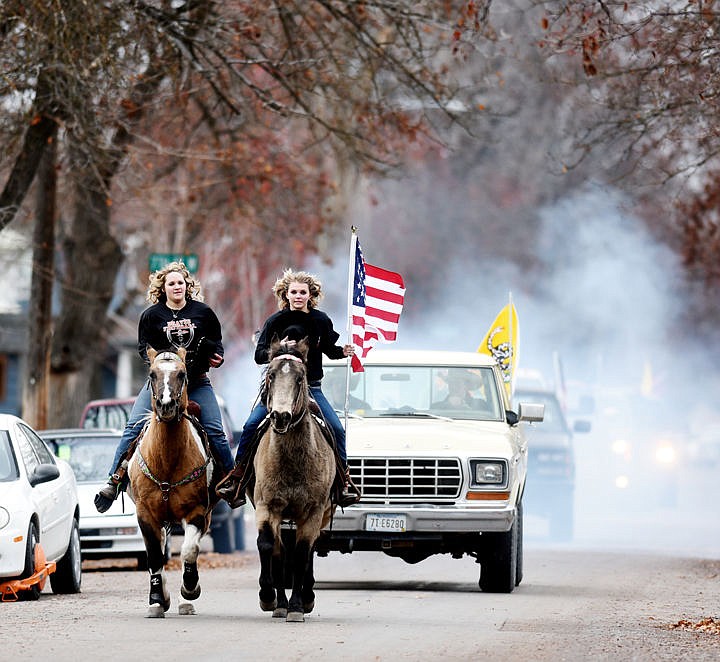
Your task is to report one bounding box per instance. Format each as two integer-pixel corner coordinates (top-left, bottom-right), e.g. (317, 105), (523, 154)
(318, 350), (544, 593)
(0, 414), (82, 600)
(39, 428), (148, 569)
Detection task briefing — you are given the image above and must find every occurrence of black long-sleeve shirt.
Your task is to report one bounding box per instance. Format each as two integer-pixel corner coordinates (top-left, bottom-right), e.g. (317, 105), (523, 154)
(254, 308), (345, 383)
(138, 299), (224, 383)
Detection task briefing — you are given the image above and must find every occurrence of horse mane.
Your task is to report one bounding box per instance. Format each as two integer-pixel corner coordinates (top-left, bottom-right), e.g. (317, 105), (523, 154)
(268, 336), (310, 364)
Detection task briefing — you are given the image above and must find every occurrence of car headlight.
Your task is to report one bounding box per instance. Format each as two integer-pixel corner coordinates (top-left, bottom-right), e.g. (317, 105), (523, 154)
(469, 460), (506, 486)
(655, 443), (677, 465)
(612, 439), (631, 458)
(0, 506), (9, 530)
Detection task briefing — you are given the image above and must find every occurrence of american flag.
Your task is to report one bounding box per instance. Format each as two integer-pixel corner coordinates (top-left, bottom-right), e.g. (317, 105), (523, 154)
(350, 237), (405, 372)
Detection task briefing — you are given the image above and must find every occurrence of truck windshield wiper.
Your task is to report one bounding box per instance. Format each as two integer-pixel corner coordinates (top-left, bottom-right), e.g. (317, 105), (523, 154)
(380, 409), (452, 421)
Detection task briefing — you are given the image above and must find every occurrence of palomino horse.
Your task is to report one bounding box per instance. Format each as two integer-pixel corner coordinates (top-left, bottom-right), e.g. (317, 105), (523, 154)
(128, 347), (218, 618)
(253, 337), (336, 622)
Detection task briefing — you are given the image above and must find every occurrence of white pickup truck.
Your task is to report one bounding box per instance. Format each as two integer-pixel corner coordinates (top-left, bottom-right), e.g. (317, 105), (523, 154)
(316, 350), (544, 593)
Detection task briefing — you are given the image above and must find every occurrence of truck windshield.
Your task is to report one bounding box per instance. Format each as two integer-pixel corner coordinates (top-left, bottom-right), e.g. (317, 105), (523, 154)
(323, 365), (503, 421)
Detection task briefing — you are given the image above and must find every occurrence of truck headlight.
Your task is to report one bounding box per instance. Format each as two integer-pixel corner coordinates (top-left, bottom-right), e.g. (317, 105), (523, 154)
(470, 460), (506, 486)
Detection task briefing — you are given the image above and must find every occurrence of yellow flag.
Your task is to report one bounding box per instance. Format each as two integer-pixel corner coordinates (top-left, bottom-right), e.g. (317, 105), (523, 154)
(477, 302), (519, 397)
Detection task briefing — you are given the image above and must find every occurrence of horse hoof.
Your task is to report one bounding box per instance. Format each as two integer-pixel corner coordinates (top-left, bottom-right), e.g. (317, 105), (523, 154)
(272, 607), (287, 619)
(181, 584), (201, 600)
(286, 611), (305, 623)
(178, 602), (196, 616)
(303, 600), (315, 614)
(259, 599), (277, 612)
(146, 604), (165, 619)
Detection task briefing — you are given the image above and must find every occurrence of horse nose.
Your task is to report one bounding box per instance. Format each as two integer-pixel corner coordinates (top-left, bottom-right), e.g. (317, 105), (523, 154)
(270, 410), (291, 430)
(156, 399), (176, 419)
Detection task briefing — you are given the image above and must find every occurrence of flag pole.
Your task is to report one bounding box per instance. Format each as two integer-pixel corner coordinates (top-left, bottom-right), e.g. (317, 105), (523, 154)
(344, 227), (358, 427)
(508, 291), (514, 397)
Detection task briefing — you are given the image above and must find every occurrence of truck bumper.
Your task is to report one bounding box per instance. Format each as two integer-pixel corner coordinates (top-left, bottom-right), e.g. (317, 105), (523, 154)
(327, 503), (516, 534)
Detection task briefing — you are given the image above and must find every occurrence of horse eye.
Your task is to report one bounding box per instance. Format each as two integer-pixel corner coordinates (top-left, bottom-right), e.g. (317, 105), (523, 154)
(178, 371), (186, 381)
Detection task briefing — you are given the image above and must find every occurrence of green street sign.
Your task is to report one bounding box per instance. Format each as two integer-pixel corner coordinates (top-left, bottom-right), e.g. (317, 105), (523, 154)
(149, 253), (199, 273)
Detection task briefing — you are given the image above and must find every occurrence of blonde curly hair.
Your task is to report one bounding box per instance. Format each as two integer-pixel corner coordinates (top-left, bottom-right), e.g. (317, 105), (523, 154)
(272, 269), (323, 310)
(146, 261), (204, 304)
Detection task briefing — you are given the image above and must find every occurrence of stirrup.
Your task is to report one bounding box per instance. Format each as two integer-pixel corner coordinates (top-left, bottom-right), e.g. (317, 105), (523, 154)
(337, 467), (361, 508)
(338, 483), (361, 508)
(216, 470), (247, 508)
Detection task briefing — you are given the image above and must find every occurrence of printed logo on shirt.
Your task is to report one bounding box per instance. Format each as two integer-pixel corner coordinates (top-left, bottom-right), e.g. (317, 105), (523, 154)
(165, 317), (196, 348)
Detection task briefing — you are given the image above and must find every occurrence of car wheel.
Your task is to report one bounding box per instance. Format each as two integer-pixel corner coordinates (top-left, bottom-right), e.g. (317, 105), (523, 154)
(515, 501), (524, 586)
(479, 514), (518, 593)
(50, 518), (82, 594)
(19, 522), (42, 601)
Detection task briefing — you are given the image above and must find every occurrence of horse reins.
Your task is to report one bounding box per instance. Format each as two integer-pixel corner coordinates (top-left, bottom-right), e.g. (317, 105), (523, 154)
(136, 450), (210, 501)
(141, 350), (208, 500)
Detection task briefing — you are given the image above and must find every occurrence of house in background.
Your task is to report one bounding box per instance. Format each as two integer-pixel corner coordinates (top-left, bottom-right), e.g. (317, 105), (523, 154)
(0, 228), (141, 418)
(0, 312), (27, 415)
(0, 228), (31, 415)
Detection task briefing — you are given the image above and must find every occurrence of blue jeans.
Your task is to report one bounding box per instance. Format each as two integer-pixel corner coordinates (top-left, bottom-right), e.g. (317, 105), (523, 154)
(109, 376), (235, 477)
(235, 384), (346, 464)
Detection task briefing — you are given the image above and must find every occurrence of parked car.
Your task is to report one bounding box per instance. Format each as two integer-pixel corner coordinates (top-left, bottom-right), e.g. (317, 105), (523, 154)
(39, 428), (150, 569)
(0, 414), (82, 600)
(317, 350), (544, 593)
(78, 396), (245, 552)
(513, 386), (591, 541)
(79, 399), (134, 431)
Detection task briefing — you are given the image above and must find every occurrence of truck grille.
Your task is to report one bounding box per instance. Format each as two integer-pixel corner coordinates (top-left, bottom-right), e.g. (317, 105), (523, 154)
(348, 457), (462, 499)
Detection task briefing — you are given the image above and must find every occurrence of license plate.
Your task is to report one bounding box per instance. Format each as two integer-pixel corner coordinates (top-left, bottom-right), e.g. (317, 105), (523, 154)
(365, 514), (407, 532)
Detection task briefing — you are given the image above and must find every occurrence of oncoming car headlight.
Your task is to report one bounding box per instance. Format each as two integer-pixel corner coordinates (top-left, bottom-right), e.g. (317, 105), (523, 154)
(469, 460), (506, 486)
(655, 443), (677, 465)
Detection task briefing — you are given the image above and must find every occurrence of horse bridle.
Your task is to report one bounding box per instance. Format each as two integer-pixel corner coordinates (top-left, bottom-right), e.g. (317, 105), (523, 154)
(149, 351), (187, 423)
(265, 354), (308, 432)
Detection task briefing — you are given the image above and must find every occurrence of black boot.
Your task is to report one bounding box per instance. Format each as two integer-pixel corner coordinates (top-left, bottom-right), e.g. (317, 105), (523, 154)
(94, 460), (127, 513)
(216, 463), (248, 508)
(338, 467), (361, 508)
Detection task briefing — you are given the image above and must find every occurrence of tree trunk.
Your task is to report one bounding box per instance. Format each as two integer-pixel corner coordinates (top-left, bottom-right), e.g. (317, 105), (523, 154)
(48, 167), (123, 427)
(22, 134), (57, 430)
(0, 67), (62, 232)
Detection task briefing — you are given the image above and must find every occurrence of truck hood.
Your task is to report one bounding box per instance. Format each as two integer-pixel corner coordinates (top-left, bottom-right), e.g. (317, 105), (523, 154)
(345, 417), (519, 458)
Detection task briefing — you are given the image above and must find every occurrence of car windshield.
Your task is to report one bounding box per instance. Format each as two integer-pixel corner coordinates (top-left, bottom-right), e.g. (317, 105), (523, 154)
(44, 435), (118, 483)
(323, 365), (503, 421)
(81, 402), (133, 430)
(0, 430), (19, 481)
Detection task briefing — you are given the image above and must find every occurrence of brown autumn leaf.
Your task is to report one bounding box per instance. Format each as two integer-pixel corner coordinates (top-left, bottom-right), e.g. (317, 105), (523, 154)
(667, 617), (720, 635)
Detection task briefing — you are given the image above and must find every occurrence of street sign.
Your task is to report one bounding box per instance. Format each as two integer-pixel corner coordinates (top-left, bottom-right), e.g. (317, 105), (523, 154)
(148, 253), (199, 273)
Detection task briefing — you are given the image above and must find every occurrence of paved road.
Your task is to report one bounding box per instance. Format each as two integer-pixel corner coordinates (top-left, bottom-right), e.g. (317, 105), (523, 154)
(2, 542), (719, 661)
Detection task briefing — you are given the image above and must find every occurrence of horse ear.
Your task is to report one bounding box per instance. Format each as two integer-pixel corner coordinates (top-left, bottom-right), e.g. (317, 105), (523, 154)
(296, 336), (310, 361)
(269, 335), (283, 358)
(147, 347), (158, 363)
(176, 346), (187, 361)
